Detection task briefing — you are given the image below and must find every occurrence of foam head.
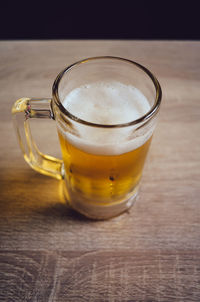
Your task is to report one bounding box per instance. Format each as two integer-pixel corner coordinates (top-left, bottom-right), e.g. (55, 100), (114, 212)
(63, 81), (150, 124)
(58, 81), (153, 155)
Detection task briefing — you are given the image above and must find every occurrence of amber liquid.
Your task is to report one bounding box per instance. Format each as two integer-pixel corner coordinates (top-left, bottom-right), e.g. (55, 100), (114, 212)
(58, 130), (151, 206)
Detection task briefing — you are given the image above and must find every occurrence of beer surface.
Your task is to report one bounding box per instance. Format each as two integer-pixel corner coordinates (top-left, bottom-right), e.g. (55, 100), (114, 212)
(63, 81), (150, 124)
(60, 81), (152, 155)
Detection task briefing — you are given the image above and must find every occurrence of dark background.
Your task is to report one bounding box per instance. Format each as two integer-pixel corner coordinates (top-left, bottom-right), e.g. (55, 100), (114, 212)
(1, 1), (199, 40)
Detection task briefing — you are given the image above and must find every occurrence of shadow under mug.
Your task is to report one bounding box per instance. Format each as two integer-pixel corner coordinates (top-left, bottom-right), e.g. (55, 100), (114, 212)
(12, 56), (162, 219)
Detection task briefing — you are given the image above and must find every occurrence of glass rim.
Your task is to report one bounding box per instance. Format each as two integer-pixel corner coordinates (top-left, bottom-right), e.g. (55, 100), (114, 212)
(52, 56), (162, 128)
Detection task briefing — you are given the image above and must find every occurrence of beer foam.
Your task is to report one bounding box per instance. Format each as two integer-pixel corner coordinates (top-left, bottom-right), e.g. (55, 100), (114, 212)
(63, 82), (150, 124)
(59, 82), (153, 155)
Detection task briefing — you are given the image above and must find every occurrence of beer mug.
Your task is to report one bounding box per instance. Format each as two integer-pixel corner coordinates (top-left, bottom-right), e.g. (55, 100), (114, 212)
(12, 57), (162, 219)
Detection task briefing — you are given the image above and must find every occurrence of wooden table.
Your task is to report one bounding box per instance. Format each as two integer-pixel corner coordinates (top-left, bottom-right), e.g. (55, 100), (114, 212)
(0, 41), (200, 301)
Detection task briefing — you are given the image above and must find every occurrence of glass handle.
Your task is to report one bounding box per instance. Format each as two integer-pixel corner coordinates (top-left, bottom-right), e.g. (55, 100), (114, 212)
(12, 98), (64, 180)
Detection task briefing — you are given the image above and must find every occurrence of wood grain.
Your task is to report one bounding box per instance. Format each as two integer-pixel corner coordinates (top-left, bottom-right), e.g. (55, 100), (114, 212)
(0, 40), (200, 301)
(0, 250), (200, 301)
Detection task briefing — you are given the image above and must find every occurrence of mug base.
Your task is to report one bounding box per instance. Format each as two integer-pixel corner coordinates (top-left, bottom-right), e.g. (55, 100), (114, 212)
(62, 181), (139, 220)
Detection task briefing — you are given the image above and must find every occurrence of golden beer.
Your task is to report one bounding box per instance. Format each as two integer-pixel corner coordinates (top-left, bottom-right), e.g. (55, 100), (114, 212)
(58, 130), (152, 205)
(56, 80), (154, 216)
